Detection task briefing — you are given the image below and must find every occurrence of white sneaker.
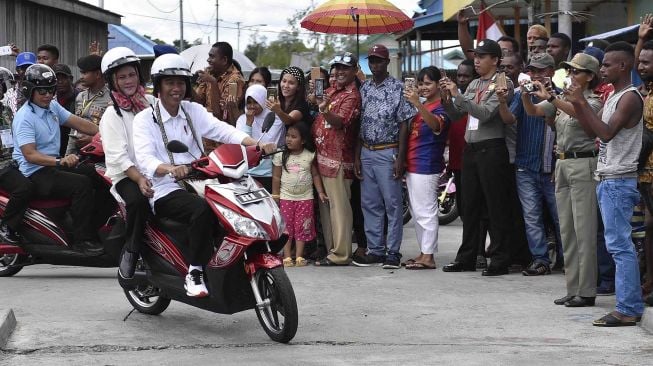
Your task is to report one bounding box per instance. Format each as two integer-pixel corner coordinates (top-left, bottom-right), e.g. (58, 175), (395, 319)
(184, 269), (208, 297)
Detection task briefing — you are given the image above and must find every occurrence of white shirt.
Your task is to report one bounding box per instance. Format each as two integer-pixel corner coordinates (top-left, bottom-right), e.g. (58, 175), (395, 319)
(99, 95), (155, 184)
(132, 99), (249, 206)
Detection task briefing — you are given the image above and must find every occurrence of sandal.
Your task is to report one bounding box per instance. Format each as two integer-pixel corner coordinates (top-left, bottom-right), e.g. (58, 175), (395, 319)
(283, 257), (294, 267)
(401, 258), (417, 267)
(592, 312), (638, 327)
(295, 256), (307, 267)
(406, 262), (436, 270)
(314, 258), (348, 266)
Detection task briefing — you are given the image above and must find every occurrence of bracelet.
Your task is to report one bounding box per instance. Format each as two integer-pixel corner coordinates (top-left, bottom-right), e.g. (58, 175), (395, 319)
(271, 194), (280, 199)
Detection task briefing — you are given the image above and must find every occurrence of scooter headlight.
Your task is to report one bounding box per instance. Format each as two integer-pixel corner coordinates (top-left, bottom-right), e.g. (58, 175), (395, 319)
(213, 203), (270, 240)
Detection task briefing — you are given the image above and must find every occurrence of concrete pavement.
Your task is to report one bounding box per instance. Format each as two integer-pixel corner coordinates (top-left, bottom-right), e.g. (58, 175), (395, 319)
(1, 220), (652, 365)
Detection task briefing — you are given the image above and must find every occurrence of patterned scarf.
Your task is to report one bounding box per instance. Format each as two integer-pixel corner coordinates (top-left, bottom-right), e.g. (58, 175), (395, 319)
(111, 82), (149, 113)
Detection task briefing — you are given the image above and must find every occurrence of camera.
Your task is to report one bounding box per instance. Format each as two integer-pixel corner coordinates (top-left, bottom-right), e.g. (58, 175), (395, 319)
(522, 82), (540, 93)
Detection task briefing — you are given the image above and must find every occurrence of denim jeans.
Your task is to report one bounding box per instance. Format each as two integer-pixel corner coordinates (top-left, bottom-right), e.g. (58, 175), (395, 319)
(360, 147), (403, 259)
(516, 169), (561, 265)
(597, 178), (644, 317)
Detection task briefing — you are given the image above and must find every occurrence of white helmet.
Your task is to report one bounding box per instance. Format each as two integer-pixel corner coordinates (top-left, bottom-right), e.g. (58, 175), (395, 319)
(150, 54), (192, 98)
(101, 47), (143, 91)
(150, 53), (192, 78)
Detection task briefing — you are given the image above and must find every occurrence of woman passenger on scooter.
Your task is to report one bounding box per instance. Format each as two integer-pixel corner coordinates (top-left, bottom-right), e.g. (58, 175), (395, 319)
(99, 47), (155, 279)
(132, 54), (276, 297)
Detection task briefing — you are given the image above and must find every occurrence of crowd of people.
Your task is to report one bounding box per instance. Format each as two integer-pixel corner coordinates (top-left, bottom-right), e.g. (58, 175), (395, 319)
(1, 11), (653, 327)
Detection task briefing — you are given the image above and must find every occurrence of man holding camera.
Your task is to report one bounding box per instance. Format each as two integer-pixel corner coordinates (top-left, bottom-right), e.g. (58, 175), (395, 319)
(496, 53), (561, 277)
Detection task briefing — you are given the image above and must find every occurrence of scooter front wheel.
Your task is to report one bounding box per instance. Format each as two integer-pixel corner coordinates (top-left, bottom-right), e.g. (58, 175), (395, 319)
(0, 253), (24, 277)
(123, 285), (171, 315)
(252, 267), (298, 343)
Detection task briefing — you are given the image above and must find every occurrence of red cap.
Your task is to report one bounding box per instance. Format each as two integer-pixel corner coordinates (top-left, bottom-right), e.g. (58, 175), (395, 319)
(367, 44), (389, 60)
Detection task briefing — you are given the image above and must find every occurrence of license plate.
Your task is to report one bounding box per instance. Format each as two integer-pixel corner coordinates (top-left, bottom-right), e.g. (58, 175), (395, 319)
(234, 189), (270, 205)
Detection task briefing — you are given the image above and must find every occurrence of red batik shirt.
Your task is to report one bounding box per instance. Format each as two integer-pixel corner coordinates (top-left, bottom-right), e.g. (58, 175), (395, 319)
(312, 81), (361, 179)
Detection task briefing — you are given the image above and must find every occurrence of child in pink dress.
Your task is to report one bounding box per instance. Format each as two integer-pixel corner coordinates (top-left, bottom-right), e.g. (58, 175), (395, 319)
(272, 122), (328, 267)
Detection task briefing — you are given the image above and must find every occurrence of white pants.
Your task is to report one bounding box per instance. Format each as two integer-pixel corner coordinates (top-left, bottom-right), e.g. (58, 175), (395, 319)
(406, 172), (439, 254)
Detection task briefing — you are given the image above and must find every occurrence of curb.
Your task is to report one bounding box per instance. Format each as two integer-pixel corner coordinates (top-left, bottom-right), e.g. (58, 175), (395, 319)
(641, 307), (653, 334)
(0, 308), (16, 349)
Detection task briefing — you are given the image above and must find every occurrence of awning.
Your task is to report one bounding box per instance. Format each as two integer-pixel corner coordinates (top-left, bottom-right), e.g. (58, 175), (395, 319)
(579, 24), (639, 42)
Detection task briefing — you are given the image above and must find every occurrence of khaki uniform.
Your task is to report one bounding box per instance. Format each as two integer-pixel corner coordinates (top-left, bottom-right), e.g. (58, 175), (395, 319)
(66, 86), (110, 155)
(540, 90), (602, 297)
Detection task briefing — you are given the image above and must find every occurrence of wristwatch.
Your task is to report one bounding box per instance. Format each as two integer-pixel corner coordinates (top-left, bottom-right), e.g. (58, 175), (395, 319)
(55, 158), (61, 167)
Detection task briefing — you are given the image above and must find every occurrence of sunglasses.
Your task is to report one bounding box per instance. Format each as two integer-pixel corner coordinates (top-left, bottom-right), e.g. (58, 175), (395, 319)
(331, 53), (354, 65)
(34, 86), (56, 95)
(569, 68), (589, 75)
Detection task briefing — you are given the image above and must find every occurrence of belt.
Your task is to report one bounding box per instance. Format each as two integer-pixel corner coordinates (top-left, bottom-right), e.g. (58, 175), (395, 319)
(556, 150), (598, 160)
(597, 173), (637, 181)
(362, 142), (398, 151)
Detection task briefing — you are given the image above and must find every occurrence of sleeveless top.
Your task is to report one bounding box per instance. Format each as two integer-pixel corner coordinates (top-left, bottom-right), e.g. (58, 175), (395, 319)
(596, 85), (643, 177)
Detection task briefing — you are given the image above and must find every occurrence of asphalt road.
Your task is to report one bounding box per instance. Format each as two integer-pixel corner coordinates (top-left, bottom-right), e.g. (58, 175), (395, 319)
(1, 220), (652, 365)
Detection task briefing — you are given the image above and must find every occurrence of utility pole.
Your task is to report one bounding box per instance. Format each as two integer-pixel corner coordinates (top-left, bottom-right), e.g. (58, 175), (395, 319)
(559, 0), (572, 41)
(179, 0), (185, 51)
(216, 0), (219, 42)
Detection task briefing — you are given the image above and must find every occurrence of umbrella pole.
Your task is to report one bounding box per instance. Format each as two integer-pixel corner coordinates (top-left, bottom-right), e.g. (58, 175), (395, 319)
(356, 21), (359, 59)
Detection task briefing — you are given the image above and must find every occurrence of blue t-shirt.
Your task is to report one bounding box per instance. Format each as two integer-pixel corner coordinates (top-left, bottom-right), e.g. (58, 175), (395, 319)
(12, 100), (71, 177)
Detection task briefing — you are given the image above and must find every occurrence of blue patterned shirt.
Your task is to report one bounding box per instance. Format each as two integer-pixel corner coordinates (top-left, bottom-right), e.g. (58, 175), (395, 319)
(359, 76), (417, 145)
(510, 91), (554, 173)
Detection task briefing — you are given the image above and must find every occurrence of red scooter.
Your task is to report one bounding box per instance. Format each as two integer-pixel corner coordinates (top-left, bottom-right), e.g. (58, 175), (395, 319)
(0, 135), (124, 276)
(118, 140), (298, 344)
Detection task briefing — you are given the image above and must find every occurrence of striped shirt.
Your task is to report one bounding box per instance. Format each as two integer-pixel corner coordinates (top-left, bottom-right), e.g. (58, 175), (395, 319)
(511, 91), (554, 173)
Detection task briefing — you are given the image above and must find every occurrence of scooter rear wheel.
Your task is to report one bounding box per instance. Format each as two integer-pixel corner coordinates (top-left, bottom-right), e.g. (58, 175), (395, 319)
(123, 285), (171, 315)
(253, 267), (298, 343)
(0, 253), (24, 277)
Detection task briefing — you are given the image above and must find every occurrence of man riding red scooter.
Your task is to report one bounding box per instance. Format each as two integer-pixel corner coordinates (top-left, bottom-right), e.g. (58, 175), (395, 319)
(131, 54), (275, 297)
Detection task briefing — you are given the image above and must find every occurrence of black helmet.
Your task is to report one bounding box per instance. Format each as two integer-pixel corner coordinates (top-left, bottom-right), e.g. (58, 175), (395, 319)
(21, 64), (57, 101)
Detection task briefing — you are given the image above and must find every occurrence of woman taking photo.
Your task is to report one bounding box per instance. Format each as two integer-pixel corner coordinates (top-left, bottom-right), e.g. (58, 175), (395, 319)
(402, 66), (450, 270)
(267, 66), (312, 126)
(522, 53), (603, 307)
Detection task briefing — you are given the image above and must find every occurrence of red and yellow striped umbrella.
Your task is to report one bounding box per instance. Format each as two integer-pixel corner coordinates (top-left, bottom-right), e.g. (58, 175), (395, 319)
(300, 0), (414, 35)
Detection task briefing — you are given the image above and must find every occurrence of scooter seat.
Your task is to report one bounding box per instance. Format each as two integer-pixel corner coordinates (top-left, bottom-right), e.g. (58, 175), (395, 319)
(0, 189), (71, 209)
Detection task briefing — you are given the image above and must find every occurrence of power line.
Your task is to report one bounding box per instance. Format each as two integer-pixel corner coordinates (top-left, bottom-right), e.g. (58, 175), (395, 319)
(145, 0), (179, 14)
(122, 11), (318, 37)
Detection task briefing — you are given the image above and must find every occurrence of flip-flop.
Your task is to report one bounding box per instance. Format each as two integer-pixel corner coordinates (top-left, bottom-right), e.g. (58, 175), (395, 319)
(406, 262), (436, 270)
(592, 312), (637, 327)
(401, 259), (418, 267)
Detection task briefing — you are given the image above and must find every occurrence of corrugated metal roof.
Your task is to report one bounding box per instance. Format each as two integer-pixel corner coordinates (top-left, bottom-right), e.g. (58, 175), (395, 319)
(108, 24), (157, 55)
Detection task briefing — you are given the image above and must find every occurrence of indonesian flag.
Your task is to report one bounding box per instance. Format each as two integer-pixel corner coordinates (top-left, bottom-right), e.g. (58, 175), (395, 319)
(476, 3), (504, 41)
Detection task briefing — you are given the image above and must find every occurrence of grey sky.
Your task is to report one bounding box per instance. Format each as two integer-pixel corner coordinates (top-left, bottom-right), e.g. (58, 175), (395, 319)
(82, 0), (419, 50)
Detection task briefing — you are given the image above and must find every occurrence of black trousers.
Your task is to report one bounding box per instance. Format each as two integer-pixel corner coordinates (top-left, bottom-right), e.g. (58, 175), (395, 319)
(350, 178), (367, 249)
(0, 166), (34, 231)
(455, 139), (512, 269)
(154, 190), (215, 265)
(29, 165), (107, 243)
(115, 179), (151, 253)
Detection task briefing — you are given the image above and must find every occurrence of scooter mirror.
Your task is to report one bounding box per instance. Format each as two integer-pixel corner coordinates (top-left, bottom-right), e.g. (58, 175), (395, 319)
(166, 140), (189, 154)
(262, 112), (276, 133)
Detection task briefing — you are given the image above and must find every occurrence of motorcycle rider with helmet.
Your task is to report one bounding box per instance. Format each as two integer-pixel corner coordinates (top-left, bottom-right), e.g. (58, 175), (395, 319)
(132, 54), (276, 297)
(11, 64), (106, 255)
(99, 47), (155, 279)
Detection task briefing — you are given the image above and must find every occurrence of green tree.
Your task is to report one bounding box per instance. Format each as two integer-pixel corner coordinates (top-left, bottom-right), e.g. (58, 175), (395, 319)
(143, 34), (166, 45)
(257, 31), (310, 69)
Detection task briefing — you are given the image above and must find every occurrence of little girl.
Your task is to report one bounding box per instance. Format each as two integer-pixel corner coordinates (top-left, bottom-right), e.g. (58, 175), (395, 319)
(272, 122), (328, 267)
